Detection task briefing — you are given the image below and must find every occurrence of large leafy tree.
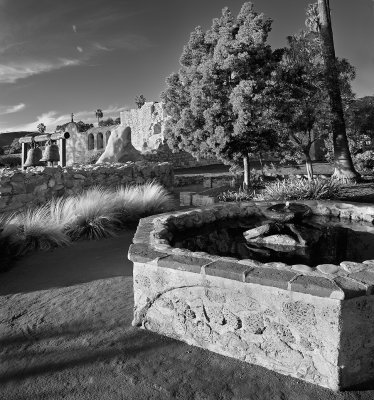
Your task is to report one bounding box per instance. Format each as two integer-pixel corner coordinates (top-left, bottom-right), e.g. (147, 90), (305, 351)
(316, 0), (359, 181)
(161, 3), (282, 188)
(272, 30), (355, 180)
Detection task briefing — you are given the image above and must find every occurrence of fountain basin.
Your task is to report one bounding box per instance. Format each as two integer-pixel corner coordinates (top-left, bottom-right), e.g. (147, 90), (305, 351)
(128, 200), (374, 391)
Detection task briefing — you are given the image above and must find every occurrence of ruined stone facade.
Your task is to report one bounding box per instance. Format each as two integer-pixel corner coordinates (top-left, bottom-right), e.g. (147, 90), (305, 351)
(64, 123), (118, 165)
(120, 102), (167, 151)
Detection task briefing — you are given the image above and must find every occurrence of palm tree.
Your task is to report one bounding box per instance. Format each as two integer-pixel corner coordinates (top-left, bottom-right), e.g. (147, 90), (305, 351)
(37, 123), (46, 133)
(95, 109), (103, 126)
(317, 0), (359, 181)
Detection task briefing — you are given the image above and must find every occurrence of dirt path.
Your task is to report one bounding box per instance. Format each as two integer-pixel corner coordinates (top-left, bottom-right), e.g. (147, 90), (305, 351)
(1, 230), (374, 399)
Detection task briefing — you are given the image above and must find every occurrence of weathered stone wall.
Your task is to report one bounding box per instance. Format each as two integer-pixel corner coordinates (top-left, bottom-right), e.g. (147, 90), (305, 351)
(142, 144), (219, 169)
(0, 162), (173, 213)
(120, 102), (167, 151)
(64, 122), (116, 165)
(129, 201), (374, 390)
(120, 102), (221, 168)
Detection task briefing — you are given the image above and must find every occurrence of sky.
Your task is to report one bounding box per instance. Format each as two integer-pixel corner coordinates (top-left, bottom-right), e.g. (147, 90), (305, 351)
(0, 0), (373, 133)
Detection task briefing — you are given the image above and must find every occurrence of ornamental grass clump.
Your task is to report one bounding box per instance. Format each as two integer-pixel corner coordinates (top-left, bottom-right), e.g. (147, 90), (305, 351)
(65, 187), (122, 240)
(254, 177), (342, 201)
(218, 188), (255, 202)
(5, 206), (71, 255)
(0, 182), (175, 267)
(115, 181), (174, 221)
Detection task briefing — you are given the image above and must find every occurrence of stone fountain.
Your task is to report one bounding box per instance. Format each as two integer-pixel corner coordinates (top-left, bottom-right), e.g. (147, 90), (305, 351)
(128, 200), (374, 391)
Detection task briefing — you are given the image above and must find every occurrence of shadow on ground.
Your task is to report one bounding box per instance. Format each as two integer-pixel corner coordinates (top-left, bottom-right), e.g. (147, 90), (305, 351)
(0, 229), (135, 296)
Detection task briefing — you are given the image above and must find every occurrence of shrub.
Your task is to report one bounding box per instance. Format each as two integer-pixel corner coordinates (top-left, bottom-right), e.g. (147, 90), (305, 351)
(115, 181), (174, 221)
(65, 187), (121, 240)
(254, 177), (342, 201)
(5, 206), (71, 255)
(0, 154), (22, 167)
(218, 188), (255, 202)
(0, 182), (175, 266)
(353, 150), (374, 173)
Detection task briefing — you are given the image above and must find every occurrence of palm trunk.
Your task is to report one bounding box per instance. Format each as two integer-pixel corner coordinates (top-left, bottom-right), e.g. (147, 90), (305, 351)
(243, 154), (250, 191)
(304, 151), (314, 181)
(317, 0), (359, 182)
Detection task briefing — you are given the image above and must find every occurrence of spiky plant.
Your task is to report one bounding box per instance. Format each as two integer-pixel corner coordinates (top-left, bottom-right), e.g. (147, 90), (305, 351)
(115, 181), (174, 222)
(254, 178), (342, 201)
(66, 187), (122, 240)
(6, 205), (71, 256)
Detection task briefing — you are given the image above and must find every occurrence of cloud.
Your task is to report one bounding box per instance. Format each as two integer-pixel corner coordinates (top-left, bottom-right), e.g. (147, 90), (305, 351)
(72, 24), (77, 33)
(0, 58), (81, 83)
(6, 105), (127, 132)
(0, 102), (25, 115)
(76, 46), (83, 53)
(93, 42), (112, 52)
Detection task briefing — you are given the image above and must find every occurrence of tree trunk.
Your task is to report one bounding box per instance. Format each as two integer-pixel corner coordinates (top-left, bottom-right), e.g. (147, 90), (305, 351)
(317, 0), (359, 182)
(304, 151), (314, 181)
(259, 152), (265, 177)
(243, 154), (250, 191)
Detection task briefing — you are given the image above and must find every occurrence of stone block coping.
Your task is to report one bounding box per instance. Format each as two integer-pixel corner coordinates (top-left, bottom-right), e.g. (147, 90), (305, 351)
(128, 200), (374, 301)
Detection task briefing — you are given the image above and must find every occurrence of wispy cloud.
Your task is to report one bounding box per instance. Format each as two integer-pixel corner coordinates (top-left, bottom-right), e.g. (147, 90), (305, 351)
(0, 58), (81, 83)
(93, 42), (112, 52)
(0, 102), (25, 115)
(6, 105), (127, 132)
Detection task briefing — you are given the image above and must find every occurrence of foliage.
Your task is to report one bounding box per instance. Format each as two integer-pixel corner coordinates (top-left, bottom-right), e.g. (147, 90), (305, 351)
(98, 117), (120, 127)
(115, 181), (174, 220)
(0, 182), (175, 267)
(254, 177), (342, 201)
(5, 206), (71, 255)
(37, 123), (46, 134)
(8, 133), (38, 154)
(135, 94), (146, 109)
(66, 187), (121, 240)
(56, 120), (94, 133)
(161, 3), (282, 169)
(272, 29), (355, 180)
(352, 150), (374, 173)
(218, 188), (255, 202)
(0, 154), (22, 167)
(95, 109), (103, 124)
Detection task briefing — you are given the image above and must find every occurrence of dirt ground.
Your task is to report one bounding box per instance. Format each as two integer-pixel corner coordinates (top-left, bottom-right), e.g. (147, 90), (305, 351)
(2, 227), (374, 400)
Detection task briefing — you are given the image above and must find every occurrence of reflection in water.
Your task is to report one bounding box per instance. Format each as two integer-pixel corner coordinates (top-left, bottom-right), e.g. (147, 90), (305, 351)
(171, 215), (374, 266)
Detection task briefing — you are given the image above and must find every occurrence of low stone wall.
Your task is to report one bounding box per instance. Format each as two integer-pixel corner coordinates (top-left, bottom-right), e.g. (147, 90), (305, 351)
(129, 201), (374, 390)
(0, 162), (173, 213)
(142, 144), (219, 169)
